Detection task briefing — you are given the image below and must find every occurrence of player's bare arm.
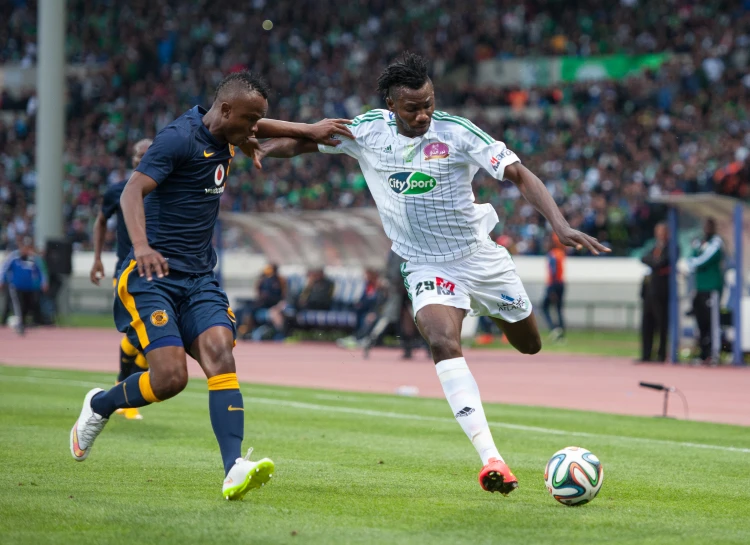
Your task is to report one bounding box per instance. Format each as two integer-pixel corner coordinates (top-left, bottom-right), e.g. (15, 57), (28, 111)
(90, 211), (108, 285)
(120, 172), (169, 281)
(241, 119), (350, 168)
(503, 162), (610, 255)
(254, 137), (319, 163)
(256, 118), (353, 144)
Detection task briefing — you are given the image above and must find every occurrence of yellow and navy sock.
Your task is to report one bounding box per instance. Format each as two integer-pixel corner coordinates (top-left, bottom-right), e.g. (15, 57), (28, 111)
(92, 371), (161, 418)
(208, 373), (244, 475)
(117, 336), (139, 382)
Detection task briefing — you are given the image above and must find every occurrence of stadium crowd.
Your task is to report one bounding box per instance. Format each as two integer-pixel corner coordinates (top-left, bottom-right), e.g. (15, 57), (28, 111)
(1, 0), (749, 256)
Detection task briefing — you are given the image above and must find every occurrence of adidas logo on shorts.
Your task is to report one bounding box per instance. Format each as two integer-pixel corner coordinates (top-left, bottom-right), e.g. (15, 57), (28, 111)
(455, 407), (475, 418)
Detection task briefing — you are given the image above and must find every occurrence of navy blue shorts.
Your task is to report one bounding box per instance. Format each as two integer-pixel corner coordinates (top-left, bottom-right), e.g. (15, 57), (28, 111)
(114, 260), (237, 355)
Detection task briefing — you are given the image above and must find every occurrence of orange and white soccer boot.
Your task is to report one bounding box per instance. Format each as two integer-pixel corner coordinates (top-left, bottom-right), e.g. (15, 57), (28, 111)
(479, 457), (518, 495)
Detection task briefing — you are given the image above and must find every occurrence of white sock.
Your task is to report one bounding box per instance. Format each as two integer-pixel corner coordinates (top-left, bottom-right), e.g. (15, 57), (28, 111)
(435, 357), (502, 466)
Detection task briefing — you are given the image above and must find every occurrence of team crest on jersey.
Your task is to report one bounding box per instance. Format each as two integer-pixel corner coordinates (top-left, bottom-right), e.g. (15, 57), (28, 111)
(214, 164), (225, 186)
(388, 171), (438, 195)
(424, 142), (449, 161)
(150, 310), (169, 327)
(403, 143), (418, 163)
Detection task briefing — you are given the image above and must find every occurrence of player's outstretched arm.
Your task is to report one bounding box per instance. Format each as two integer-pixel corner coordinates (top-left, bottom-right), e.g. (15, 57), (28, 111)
(120, 172), (170, 281)
(504, 162), (610, 255)
(240, 138), (320, 169)
(256, 118), (352, 146)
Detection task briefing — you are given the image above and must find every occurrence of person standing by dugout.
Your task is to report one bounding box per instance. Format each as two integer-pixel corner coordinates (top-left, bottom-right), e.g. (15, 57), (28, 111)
(639, 222), (673, 363)
(687, 218), (724, 365)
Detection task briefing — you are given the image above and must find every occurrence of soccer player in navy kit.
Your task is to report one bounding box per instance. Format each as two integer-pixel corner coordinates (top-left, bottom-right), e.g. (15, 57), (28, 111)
(90, 139), (152, 420)
(70, 71), (353, 500)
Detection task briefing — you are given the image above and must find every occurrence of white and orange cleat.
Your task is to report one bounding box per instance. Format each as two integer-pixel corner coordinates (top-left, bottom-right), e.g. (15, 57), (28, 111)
(70, 388), (109, 461)
(479, 458), (518, 495)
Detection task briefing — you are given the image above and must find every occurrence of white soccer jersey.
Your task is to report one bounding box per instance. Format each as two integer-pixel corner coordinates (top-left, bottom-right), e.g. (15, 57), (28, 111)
(319, 109), (520, 263)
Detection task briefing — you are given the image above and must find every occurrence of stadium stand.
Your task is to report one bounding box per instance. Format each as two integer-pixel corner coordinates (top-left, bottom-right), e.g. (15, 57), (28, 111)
(1, 0), (749, 257)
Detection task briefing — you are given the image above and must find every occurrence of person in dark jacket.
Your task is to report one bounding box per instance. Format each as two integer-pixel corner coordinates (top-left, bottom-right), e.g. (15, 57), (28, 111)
(638, 222), (673, 362)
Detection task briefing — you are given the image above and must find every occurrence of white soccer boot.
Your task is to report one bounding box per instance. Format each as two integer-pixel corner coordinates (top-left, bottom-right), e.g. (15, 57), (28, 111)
(70, 388), (109, 461)
(222, 448), (275, 501)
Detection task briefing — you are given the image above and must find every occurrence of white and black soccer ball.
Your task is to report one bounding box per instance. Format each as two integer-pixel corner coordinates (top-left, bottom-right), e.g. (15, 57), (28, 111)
(544, 446), (604, 506)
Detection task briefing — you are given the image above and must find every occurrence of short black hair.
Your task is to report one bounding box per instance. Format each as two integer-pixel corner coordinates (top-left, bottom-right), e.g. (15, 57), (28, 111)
(214, 70), (270, 101)
(376, 52), (430, 101)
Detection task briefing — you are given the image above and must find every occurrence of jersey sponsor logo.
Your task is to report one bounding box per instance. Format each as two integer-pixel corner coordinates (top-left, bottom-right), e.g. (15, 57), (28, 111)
(384, 145), (393, 153)
(497, 294), (527, 312)
(424, 142), (449, 160)
(388, 171), (438, 196)
(214, 164), (225, 186)
(489, 148), (514, 171)
(203, 149), (215, 158)
(436, 277), (456, 295)
(150, 310), (169, 327)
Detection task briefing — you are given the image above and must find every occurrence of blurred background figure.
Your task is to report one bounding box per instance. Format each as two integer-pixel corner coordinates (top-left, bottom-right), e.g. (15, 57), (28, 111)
(542, 233), (567, 342)
(638, 222), (673, 363)
(336, 268), (388, 349)
(0, 236), (48, 335)
(295, 268), (335, 312)
(687, 218), (725, 365)
(238, 263), (287, 340)
(360, 251), (422, 359)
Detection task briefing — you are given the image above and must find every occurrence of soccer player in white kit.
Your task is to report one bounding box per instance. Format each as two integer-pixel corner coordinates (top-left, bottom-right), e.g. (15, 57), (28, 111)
(253, 53), (609, 495)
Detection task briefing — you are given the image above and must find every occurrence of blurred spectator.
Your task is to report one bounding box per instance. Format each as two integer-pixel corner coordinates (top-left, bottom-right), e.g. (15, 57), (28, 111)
(687, 218), (725, 365)
(238, 263), (287, 339)
(360, 251), (423, 359)
(638, 222), (673, 363)
(336, 268), (388, 347)
(541, 233), (567, 341)
(295, 268), (334, 311)
(0, 236), (49, 334)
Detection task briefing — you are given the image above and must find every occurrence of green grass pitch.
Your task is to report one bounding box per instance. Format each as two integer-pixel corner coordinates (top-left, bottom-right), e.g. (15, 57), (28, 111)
(1, 365), (749, 545)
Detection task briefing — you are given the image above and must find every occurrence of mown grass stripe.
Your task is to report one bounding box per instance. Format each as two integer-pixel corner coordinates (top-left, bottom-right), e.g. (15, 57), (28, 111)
(2, 372), (748, 455)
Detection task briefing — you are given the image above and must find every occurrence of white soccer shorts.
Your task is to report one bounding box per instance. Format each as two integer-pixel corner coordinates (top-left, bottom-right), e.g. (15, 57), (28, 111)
(401, 239), (533, 323)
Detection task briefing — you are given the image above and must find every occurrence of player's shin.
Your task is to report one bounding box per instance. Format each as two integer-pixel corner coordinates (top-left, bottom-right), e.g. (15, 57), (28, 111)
(435, 357), (502, 465)
(91, 371), (159, 418)
(207, 373), (244, 475)
(117, 336), (139, 382)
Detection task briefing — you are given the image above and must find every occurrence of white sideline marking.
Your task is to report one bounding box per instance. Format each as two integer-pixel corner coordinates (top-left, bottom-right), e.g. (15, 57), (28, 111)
(2, 372), (749, 455)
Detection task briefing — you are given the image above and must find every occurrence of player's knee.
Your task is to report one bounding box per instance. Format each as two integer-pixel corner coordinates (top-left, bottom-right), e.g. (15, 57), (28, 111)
(201, 344), (236, 376)
(428, 334), (462, 361)
(520, 335), (542, 355)
(151, 366), (188, 400)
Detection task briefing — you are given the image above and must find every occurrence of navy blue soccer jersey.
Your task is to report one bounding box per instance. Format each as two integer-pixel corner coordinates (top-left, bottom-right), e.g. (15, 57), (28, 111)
(100, 179), (131, 273)
(134, 106), (234, 274)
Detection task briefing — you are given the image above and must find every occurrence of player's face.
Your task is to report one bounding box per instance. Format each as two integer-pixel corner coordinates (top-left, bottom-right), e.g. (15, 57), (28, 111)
(131, 141), (151, 169)
(221, 92), (268, 146)
(387, 81), (435, 138)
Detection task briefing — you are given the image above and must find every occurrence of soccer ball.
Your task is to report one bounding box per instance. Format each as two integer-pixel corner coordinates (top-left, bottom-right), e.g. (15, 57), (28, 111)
(544, 446), (604, 506)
